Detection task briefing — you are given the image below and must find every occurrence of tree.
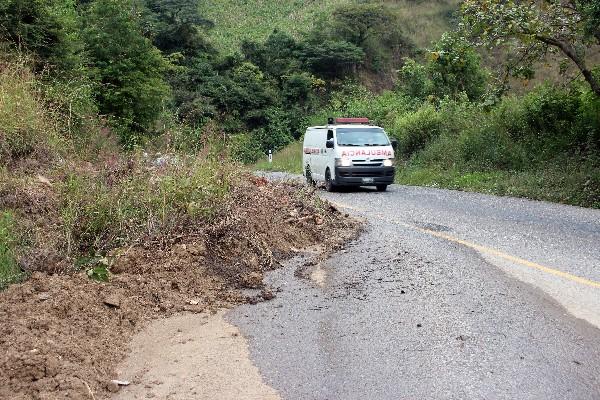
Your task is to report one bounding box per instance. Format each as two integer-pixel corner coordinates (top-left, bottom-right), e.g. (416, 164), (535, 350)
(83, 0), (170, 143)
(427, 33), (488, 101)
(397, 34), (488, 102)
(241, 30), (300, 79)
(299, 40), (364, 79)
(322, 3), (412, 72)
(461, 0), (600, 96)
(142, 0), (214, 56)
(0, 0), (84, 72)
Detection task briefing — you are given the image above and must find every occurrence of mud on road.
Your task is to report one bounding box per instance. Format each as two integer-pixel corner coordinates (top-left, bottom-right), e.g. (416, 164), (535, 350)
(0, 178), (359, 400)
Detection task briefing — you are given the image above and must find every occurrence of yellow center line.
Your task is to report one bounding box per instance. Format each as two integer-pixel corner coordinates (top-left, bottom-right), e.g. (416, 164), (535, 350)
(332, 201), (600, 289)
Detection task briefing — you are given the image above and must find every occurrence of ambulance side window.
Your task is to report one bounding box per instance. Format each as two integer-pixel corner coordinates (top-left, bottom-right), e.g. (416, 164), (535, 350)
(327, 130), (334, 140)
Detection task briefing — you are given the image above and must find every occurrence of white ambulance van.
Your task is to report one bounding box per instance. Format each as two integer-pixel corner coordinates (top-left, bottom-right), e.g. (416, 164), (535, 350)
(303, 117), (397, 192)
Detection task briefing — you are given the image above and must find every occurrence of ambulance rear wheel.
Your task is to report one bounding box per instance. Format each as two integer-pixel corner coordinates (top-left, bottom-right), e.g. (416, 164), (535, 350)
(325, 169), (336, 192)
(376, 185), (388, 192)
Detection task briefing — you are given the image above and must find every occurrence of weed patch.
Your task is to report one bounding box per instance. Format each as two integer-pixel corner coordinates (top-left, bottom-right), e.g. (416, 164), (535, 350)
(0, 211), (23, 289)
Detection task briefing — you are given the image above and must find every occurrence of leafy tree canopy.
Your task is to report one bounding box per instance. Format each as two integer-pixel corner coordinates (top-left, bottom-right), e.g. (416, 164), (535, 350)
(397, 33), (488, 102)
(0, 0), (84, 72)
(83, 0), (170, 143)
(142, 0), (215, 56)
(310, 3), (413, 72)
(460, 0), (600, 96)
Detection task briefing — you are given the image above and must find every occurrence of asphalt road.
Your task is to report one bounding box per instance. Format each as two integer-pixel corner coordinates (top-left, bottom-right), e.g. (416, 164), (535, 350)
(227, 182), (600, 399)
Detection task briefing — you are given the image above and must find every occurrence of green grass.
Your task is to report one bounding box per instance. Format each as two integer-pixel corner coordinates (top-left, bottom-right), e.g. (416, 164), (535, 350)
(200, 0), (349, 53)
(396, 163), (600, 208)
(255, 140), (303, 174)
(0, 211), (23, 289)
(200, 0), (459, 53)
(0, 60), (56, 163)
(251, 141), (600, 209)
(60, 157), (234, 255)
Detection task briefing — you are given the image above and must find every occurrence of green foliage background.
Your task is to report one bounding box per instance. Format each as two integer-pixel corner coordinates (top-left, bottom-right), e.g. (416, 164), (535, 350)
(0, 0), (598, 291)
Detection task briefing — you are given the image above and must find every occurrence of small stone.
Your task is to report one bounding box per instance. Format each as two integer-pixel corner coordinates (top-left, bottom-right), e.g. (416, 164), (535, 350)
(36, 174), (53, 187)
(103, 294), (122, 308)
(37, 293), (51, 301)
(106, 381), (120, 393)
(416, 323), (422, 328)
(189, 299), (200, 305)
(400, 290), (406, 294)
(242, 272), (263, 289)
(261, 290), (275, 301)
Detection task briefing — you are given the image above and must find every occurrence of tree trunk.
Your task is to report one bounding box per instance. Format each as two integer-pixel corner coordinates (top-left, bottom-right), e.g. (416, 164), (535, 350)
(536, 35), (600, 96)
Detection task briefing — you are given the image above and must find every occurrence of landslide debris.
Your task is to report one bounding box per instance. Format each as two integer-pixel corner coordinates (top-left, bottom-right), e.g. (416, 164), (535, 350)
(0, 174), (359, 400)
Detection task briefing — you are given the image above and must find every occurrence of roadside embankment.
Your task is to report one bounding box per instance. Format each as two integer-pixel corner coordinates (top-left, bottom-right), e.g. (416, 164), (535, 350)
(0, 171), (359, 399)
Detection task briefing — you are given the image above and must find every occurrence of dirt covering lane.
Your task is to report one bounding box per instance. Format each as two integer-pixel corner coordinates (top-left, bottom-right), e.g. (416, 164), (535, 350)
(0, 177), (359, 400)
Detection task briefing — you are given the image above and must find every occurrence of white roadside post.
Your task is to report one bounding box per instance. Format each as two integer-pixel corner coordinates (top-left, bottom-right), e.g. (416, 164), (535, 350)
(268, 149), (273, 164)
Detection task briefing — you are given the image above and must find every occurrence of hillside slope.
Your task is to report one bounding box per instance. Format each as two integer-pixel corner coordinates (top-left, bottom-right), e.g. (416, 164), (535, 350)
(200, 0), (460, 52)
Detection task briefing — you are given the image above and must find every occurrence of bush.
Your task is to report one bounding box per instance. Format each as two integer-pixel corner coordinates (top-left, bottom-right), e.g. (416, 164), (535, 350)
(576, 89), (600, 151)
(299, 39), (364, 79)
(229, 133), (263, 164)
(392, 104), (444, 157)
(397, 58), (431, 100)
(428, 33), (487, 101)
(0, 0), (84, 72)
(324, 3), (413, 72)
(491, 85), (597, 161)
(396, 34), (488, 102)
(245, 106), (294, 152)
(458, 126), (525, 171)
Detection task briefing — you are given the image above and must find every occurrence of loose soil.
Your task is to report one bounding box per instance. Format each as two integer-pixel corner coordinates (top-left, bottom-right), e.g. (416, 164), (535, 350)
(112, 311), (280, 400)
(0, 177), (360, 400)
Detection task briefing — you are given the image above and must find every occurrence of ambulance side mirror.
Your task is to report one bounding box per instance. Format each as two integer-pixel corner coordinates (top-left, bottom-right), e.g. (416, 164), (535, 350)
(391, 139), (398, 150)
(326, 139), (334, 149)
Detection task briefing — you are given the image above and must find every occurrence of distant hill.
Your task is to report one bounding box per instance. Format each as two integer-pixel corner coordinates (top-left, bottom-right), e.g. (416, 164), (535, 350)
(200, 0), (460, 53)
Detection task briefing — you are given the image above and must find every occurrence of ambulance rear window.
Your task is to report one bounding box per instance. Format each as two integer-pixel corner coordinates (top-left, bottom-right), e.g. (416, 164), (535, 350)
(336, 128), (390, 147)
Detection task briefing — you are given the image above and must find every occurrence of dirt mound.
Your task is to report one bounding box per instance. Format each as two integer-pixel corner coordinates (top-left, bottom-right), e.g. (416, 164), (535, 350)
(0, 177), (359, 400)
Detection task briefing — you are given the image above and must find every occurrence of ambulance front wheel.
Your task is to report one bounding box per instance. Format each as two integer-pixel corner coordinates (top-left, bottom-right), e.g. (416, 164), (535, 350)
(325, 168), (337, 192)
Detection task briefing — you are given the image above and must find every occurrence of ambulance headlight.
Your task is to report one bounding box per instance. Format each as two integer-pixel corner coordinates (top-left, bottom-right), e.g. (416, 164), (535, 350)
(383, 158), (394, 167)
(335, 158), (352, 167)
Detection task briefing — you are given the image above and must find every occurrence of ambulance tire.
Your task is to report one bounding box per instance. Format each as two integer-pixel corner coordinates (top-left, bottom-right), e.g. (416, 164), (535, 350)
(376, 185), (388, 192)
(325, 169), (337, 192)
(305, 166), (316, 186)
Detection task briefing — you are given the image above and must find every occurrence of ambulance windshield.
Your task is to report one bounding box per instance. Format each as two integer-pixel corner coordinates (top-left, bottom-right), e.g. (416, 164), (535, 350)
(336, 128), (390, 147)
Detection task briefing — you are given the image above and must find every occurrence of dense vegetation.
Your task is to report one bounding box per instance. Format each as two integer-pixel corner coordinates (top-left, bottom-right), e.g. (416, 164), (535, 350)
(263, 1), (600, 208)
(0, 0), (599, 287)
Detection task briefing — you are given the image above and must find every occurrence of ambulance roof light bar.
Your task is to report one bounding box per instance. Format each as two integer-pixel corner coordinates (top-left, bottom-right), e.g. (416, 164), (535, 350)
(328, 117), (370, 125)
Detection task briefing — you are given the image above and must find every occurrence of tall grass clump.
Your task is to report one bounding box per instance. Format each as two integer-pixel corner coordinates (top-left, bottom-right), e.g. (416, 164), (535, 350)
(0, 60), (62, 164)
(60, 157), (234, 256)
(0, 211), (22, 289)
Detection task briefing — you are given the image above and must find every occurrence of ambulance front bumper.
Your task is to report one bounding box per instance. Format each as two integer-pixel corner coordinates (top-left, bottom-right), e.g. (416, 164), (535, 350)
(334, 166), (395, 186)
